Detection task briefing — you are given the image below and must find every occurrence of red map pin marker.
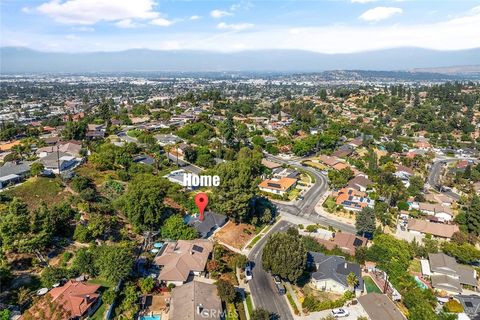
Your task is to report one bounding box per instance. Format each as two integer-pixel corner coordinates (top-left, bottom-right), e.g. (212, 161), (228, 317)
(194, 193), (208, 221)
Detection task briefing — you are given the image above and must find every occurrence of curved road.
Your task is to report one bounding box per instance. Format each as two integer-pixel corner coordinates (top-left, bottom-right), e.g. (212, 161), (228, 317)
(427, 157), (476, 200)
(247, 155), (356, 319)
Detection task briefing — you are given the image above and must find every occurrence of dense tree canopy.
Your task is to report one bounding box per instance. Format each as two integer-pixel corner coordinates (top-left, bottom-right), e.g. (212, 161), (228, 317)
(262, 230), (306, 282)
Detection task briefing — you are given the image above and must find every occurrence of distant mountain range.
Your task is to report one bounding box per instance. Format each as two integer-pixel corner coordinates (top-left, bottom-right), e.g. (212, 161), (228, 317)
(1, 47), (480, 73)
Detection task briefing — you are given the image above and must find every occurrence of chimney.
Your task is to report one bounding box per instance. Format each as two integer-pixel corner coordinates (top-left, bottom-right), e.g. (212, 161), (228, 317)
(196, 303), (203, 314)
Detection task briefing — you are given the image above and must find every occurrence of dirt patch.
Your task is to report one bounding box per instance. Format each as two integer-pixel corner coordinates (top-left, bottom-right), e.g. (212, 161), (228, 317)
(214, 221), (256, 250)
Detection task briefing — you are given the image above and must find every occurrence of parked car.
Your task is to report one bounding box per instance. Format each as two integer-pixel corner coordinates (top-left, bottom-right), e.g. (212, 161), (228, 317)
(272, 275), (285, 295)
(331, 308), (349, 318)
(245, 268), (253, 281)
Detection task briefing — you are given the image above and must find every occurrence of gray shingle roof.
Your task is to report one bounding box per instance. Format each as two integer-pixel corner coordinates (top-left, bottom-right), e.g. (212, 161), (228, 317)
(187, 212), (227, 238)
(0, 161), (30, 178)
(308, 252), (363, 289)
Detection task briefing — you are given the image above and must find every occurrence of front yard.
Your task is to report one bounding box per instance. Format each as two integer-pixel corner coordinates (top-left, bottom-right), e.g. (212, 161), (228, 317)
(214, 221), (257, 250)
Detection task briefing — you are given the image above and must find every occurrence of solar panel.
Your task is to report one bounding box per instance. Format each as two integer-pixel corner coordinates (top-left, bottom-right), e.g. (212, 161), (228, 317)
(192, 245), (204, 253)
(353, 238), (363, 247)
(465, 302), (474, 307)
(267, 182), (281, 188)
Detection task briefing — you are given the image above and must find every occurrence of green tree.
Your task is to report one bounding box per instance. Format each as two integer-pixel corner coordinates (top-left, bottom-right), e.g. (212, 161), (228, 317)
(466, 195), (480, 235)
(94, 245), (134, 283)
(160, 214), (198, 240)
(30, 162), (45, 176)
(117, 174), (170, 230)
(102, 288), (116, 305)
(250, 309), (270, 320)
(139, 277), (155, 294)
(262, 231), (306, 282)
(216, 279), (236, 303)
(72, 248), (96, 276)
(346, 272), (359, 291)
(355, 207), (376, 236)
(209, 158), (260, 222)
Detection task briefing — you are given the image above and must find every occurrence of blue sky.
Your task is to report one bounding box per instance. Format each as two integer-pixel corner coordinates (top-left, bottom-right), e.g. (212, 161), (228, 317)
(1, 0), (480, 53)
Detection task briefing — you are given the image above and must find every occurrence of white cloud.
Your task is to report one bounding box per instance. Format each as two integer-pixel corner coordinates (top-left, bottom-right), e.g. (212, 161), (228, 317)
(35, 0), (159, 25)
(217, 22), (254, 31)
(359, 7), (403, 22)
(210, 10), (232, 18)
(5, 5), (480, 54)
(115, 19), (139, 28)
(189, 15), (201, 20)
(150, 17), (174, 27)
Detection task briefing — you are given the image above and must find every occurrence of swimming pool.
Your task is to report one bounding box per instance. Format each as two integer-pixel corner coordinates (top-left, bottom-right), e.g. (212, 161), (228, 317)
(139, 315), (161, 320)
(414, 276), (428, 290)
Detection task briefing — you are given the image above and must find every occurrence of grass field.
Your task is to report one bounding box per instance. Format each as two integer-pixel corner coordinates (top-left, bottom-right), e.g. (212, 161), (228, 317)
(6, 176), (67, 210)
(245, 293), (253, 316)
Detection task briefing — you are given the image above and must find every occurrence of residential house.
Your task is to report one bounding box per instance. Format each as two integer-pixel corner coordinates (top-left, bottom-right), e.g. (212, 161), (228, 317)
(394, 165), (414, 187)
(163, 169), (199, 190)
(418, 203), (454, 222)
(272, 167), (299, 179)
(21, 280), (101, 320)
(155, 134), (182, 146)
(39, 152), (81, 174)
(153, 240), (213, 286)
(261, 158), (282, 170)
(133, 154), (156, 166)
(348, 137), (363, 148)
(347, 175), (373, 192)
(258, 177), (297, 196)
(307, 252), (364, 296)
(36, 141), (82, 158)
(424, 253), (477, 295)
(187, 212), (228, 239)
(85, 124), (106, 139)
(317, 155), (342, 168)
(170, 280), (223, 320)
(407, 219), (459, 239)
(358, 293), (406, 320)
(455, 295), (480, 319)
(317, 232), (368, 256)
(335, 187), (375, 212)
(0, 161), (31, 189)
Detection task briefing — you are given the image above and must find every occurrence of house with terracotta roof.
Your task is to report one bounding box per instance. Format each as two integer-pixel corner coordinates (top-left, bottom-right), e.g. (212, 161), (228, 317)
(153, 240), (213, 286)
(22, 280), (101, 320)
(0, 140), (21, 153)
(258, 177), (297, 196)
(335, 187), (374, 212)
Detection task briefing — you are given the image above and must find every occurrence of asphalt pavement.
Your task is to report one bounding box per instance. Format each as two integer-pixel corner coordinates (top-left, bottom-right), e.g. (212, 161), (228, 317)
(247, 220), (296, 320)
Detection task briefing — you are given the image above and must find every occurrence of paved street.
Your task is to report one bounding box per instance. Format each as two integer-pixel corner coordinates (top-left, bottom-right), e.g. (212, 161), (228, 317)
(248, 220), (295, 320)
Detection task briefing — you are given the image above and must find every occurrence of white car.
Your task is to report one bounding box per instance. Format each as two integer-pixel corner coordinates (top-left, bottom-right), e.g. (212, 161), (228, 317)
(331, 308), (350, 318)
(245, 268), (253, 281)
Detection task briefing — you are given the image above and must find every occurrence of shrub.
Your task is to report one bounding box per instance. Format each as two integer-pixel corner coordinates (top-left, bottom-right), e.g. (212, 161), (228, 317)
(444, 299), (464, 313)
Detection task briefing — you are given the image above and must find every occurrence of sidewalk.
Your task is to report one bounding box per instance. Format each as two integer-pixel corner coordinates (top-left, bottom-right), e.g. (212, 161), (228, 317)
(284, 282), (303, 317)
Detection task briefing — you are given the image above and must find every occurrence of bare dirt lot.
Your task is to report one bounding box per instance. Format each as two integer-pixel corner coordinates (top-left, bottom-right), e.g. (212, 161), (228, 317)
(214, 221), (256, 250)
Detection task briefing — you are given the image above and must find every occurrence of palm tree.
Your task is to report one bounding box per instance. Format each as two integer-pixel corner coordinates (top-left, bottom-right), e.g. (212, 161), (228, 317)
(346, 272), (359, 292)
